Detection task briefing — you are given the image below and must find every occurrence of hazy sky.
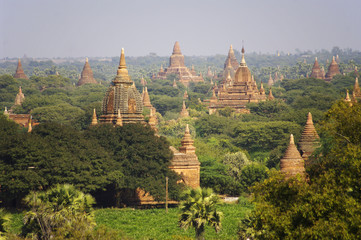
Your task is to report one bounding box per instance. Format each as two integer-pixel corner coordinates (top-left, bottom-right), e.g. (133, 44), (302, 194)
(1, 0), (360, 58)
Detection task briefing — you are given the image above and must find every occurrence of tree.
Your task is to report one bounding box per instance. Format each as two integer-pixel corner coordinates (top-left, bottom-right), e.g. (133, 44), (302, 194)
(179, 188), (223, 240)
(22, 184), (96, 239)
(0, 209), (11, 239)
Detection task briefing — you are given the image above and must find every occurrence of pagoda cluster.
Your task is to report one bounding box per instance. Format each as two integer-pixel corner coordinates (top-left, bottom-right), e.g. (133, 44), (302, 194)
(310, 56), (341, 81)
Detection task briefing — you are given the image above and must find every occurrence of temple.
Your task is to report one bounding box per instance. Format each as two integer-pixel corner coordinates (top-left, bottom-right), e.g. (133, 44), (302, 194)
(268, 74), (274, 86)
(208, 47), (266, 114)
(206, 66), (214, 78)
(280, 134), (305, 179)
(153, 41), (204, 86)
(99, 49), (144, 124)
(310, 57), (324, 79)
(267, 88), (275, 100)
(14, 59), (28, 79)
(77, 58), (98, 86)
(224, 45), (239, 70)
(179, 101), (189, 118)
(14, 86), (25, 106)
(298, 112), (320, 161)
(169, 125), (200, 188)
(325, 56), (341, 81)
(353, 77), (361, 98)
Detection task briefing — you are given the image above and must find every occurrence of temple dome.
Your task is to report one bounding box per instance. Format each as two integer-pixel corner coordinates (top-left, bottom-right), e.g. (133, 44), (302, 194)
(234, 47), (252, 83)
(100, 49), (144, 124)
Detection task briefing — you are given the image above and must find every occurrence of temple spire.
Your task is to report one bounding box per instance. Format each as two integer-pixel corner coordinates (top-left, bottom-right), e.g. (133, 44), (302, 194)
(240, 46), (246, 66)
(14, 86), (25, 106)
(27, 115), (32, 133)
(344, 89), (351, 102)
(173, 41), (182, 54)
(268, 87), (275, 100)
(353, 77), (361, 98)
(179, 124), (196, 154)
(180, 100), (189, 118)
(14, 58), (28, 79)
(268, 73), (274, 86)
(280, 134), (305, 179)
(91, 109), (98, 126)
(114, 48), (131, 84)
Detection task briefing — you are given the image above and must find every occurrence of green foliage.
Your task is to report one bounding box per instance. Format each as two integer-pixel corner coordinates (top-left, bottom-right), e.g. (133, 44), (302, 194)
(232, 121), (302, 152)
(179, 188), (223, 240)
(22, 184), (96, 239)
(0, 209), (11, 237)
(238, 163), (269, 193)
(221, 151), (250, 181)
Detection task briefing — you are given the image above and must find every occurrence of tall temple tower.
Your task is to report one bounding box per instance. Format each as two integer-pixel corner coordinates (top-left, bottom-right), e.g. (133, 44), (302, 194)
(169, 125), (200, 188)
(14, 59), (28, 79)
(99, 49), (144, 124)
(310, 57), (324, 79)
(208, 47), (266, 114)
(224, 45), (239, 70)
(77, 58), (98, 86)
(280, 134), (305, 179)
(14, 86), (25, 106)
(298, 112), (320, 161)
(154, 41), (204, 86)
(325, 56), (341, 81)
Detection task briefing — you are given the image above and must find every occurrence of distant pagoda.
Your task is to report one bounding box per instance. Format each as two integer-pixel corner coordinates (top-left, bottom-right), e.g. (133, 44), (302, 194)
(154, 41), (204, 86)
(325, 56), (341, 81)
(179, 101), (189, 118)
(206, 66), (214, 78)
(208, 47), (266, 114)
(99, 49), (144, 124)
(268, 73), (274, 86)
(77, 58), (98, 86)
(169, 124), (200, 188)
(280, 134), (305, 179)
(14, 86), (25, 106)
(310, 57), (324, 79)
(224, 45), (239, 70)
(298, 112), (320, 161)
(14, 59), (28, 79)
(353, 77), (361, 98)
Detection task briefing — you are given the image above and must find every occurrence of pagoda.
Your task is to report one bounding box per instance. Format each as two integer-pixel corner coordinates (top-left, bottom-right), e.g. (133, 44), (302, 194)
(208, 47), (266, 114)
(154, 41), (204, 86)
(206, 67), (214, 78)
(99, 49), (144, 124)
(268, 74), (274, 86)
(310, 57), (324, 79)
(179, 101), (189, 118)
(298, 112), (320, 161)
(267, 88), (275, 100)
(169, 125), (200, 188)
(325, 56), (341, 81)
(280, 134), (305, 179)
(14, 86), (25, 106)
(77, 58), (98, 86)
(222, 57), (236, 83)
(224, 45), (239, 70)
(14, 59), (28, 79)
(353, 77), (361, 98)
(142, 87), (152, 108)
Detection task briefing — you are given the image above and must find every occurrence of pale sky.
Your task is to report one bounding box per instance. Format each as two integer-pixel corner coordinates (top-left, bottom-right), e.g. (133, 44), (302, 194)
(1, 0), (360, 58)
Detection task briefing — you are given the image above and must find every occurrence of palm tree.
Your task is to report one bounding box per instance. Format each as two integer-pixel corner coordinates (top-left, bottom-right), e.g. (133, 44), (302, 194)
(179, 187), (223, 240)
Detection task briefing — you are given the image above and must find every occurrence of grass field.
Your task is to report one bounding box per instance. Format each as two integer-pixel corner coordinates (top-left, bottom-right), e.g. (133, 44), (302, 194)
(8, 200), (252, 239)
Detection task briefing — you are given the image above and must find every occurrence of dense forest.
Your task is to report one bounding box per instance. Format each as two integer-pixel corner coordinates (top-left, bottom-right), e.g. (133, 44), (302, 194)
(1, 47), (361, 239)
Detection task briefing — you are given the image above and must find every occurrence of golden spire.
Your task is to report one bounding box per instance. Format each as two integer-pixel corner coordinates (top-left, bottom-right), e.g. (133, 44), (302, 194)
(114, 48), (131, 84)
(179, 124), (196, 154)
(280, 134), (305, 179)
(160, 64), (164, 72)
(27, 115), (32, 133)
(116, 109), (123, 126)
(240, 46), (246, 66)
(268, 87), (275, 100)
(86, 57), (88, 63)
(344, 90), (351, 102)
(91, 108), (98, 126)
(173, 41), (181, 54)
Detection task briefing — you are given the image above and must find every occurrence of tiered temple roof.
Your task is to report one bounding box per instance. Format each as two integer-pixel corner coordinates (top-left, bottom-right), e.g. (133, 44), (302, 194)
(77, 58), (98, 86)
(208, 47), (266, 114)
(310, 57), (324, 79)
(99, 48), (144, 124)
(142, 87), (152, 108)
(154, 41), (204, 86)
(268, 74), (274, 86)
(14, 59), (28, 79)
(325, 56), (341, 81)
(298, 112), (320, 161)
(169, 125), (200, 188)
(280, 134), (305, 179)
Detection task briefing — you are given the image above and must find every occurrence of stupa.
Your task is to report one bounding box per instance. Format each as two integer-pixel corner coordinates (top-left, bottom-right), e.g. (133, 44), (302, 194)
(154, 41), (204, 86)
(208, 47), (266, 114)
(310, 57), (324, 79)
(223, 45), (239, 70)
(99, 49), (144, 124)
(298, 112), (320, 160)
(142, 87), (152, 108)
(353, 77), (361, 98)
(14, 86), (25, 106)
(280, 134), (305, 179)
(169, 124), (200, 188)
(268, 74), (274, 86)
(325, 56), (341, 81)
(179, 101), (189, 118)
(77, 58), (98, 86)
(206, 67), (214, 78)
(14, 59), (28, 79)
(268, 88), (275, 100)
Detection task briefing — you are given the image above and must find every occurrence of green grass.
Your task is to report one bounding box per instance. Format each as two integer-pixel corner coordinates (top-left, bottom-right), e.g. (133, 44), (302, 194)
(95, 203), (252, 240)
(6, 203), (252, 239)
